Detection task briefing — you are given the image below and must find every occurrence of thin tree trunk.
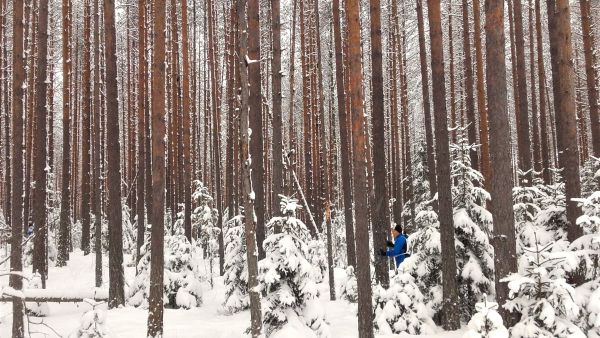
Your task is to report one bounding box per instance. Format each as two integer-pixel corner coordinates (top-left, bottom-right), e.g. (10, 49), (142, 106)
(462, 0), (479, 171)
(427, 0), (460, 330)
(135, 0), (146, 266)
(416, 0), (438, 197)
(271, 0), (283, 215)
(535, 0), (551, 184)
(332, 0), (356, 268)
(93, 0), (102, 286)
(473, 0), (490, 189)
(580, 0), (600, 157)
(80, 0), (92, 255)
(528, 0), (542, 174)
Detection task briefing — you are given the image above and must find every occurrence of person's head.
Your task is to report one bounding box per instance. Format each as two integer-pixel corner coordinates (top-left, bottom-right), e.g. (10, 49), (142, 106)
(391, 224), (402, 238)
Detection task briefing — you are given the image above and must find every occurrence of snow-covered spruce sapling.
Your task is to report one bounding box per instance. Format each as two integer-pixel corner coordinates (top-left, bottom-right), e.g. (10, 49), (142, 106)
(503, 238), (586, 338)
(402, 142), (433, 229)
(338, 265), (358, 303)
(221, 213), (249, 314)
(399, 207), (443, 316)
(128, 230), (203, 309)
(373, 273), (436, 335)
(463, 298), (508, 338)
(571, 191), (600, 280)
(581, 157), (600, 197)
(450, 133), (494, 320)
(164, 234), (203, 308)
(69, 300), (108, 338)
(259, 196), (330, 337)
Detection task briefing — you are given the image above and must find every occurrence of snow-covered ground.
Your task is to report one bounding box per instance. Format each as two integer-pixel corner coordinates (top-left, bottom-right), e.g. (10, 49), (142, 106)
(0, 251), (464, 337)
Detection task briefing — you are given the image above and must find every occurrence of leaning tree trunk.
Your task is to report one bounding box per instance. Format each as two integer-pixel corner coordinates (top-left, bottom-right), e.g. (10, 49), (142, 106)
(103, 0), (125, 308)
(427, 0), (461, 330)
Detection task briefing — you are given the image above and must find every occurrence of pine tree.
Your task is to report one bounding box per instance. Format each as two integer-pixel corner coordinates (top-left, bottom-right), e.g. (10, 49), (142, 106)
(222, 214), (249, 314)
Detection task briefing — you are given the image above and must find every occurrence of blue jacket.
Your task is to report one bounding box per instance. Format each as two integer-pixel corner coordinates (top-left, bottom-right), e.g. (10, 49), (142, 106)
(385, 233), (408, 267)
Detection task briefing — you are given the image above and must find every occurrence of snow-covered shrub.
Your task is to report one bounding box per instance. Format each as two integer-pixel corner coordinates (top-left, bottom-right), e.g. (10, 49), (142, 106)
(513, 184), (546, 251)
(221, 213), (249, 314)
(463, 298), (508, 338)
(338, 266), (358, 303)
(192, 180), (217, 238)
(307, 239), (327, 283)
(450, 133), (494, 319)
(259, 196), (330, 337)
(534, 182), (569, 247)
(69, 301), (108, 338)
(25, 272), (50, 316)
(373, 273), (436, 335)
(503, 240), (586, 338)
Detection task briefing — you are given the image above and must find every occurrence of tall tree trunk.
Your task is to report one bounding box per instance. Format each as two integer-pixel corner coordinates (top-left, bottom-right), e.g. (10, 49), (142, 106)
(248, 0), (266, 259)
(57, 0), (71, 267)
(332, 0), (356, 268)
(81, 0), (92, 255)
(485, 0), (519, 325)
(416, 0), (438, 197)
(10, 0), (26, 334)
(345, 0), (374, 335)
(135, 0), (146, 266)
(104, 0), (124, 308)
(473, 0), (490, 188)
(147, 0), (167, 334)
(181, 0), (193, 243)
(238, 0), (263, 335)
(369, 0), (390, 288)
(547, 0), (583, 241)
(32, 0), (50, 288)
(271, 0), (283, 215)
(462, 0), (479, 171)
(427, 0), (460, 330)
(93, 0), (102, 286)
(513, 0), (533, 184)
(528, 0), (542, 174)
(580, 0), (600, 157)
(535, 0), (551, 184)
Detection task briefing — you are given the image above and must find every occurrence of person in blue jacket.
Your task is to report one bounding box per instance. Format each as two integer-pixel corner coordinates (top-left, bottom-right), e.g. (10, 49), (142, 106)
(379, 224), (409, 268)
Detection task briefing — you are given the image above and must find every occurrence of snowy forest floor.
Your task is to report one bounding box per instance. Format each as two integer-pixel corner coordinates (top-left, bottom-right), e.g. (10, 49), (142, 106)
(0, 251), (464, 337)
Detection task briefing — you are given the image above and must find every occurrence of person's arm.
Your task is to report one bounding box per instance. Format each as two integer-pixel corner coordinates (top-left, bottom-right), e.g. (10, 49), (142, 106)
(386, 236), (406, 257)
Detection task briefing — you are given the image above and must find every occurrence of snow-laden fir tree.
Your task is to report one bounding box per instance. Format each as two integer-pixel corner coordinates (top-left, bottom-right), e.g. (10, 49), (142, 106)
(534, 180), (570, 250)
(128, 227), (202, 309)
(400, 207), (443, 316)
(373, 273), (436, 335)
(330, 210), (347, 268)
(192, 181), (221, 287)
(69, 300), (108, 338)
(462, 298), (508, 338)
(221, 213), (249, 314)
(503, 238), (586, 338)
(572, 191), (600, 337)
(450, 132), (494, 319)
(402, 143), (433, 229)
(338, 265), (358, 303)
(259, 196), (330, 338)
(581, 157), (600, 197)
